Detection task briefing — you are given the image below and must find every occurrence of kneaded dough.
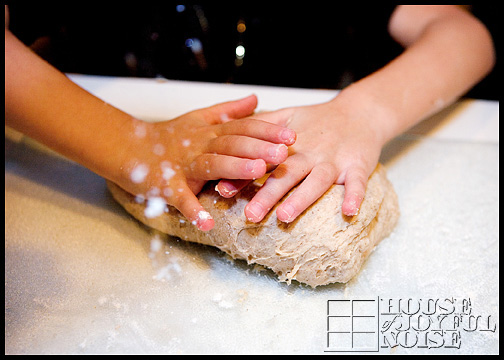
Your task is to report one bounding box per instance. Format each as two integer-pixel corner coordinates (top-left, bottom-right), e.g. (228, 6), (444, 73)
(107, 164), (399, 287)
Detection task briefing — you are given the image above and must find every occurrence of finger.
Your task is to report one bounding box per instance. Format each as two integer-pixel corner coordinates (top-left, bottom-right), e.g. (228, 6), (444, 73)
(340, 167), (369, 216)
(219, 118), (296, 145)
(202, 94), (258, 124)
(244, 156), (310, 222)
(215, 163), (277, 198)
(208, 135), (289, 164)
(170, 182), (215, 231)
(276, 163), (337, 222)
(215, 179), (251, 198)
(189, 154), (267, 180)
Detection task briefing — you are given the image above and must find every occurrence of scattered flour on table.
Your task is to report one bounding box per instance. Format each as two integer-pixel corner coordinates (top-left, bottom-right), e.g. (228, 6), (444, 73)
(212, 293), (235, 309)
(211, 289), (248, 310)
(148, 235), (183, 282)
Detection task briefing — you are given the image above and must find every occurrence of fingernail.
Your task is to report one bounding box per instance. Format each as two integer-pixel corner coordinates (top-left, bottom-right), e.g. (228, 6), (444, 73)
(344, 196), (360, 216)
(346, 204), (358, 216)
(268, 144), (287, 163)
(246, 160), (257, 173)
(215, 183), (238, 197)
(281, 128), (296, 144)
(279, 203), (296, 222)
(246, 160), (264, 174)
(196, 210), (213, 230)
(246, 202), (264, 222)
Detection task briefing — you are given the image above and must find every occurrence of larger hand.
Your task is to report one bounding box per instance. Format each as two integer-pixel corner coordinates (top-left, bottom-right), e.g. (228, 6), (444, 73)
(216, 93), (387, 222)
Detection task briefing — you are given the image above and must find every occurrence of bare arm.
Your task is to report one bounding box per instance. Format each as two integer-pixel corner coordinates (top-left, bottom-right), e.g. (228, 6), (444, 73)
(5, 26), (134, 180)
(349, 5), (496, 143)
(217, 5), (495, 222)
(4, 6), (296, 230)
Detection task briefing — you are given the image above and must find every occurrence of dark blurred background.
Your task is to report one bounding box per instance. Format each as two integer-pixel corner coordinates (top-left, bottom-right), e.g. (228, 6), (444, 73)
(7, 4), (499, 100)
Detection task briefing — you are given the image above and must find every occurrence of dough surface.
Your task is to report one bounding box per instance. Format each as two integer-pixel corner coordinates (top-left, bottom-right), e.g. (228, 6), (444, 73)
(107, 164), (399, 287)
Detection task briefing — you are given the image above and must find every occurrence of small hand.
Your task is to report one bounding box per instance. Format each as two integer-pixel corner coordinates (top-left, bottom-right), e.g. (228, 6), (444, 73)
(116, 95), (296, 231)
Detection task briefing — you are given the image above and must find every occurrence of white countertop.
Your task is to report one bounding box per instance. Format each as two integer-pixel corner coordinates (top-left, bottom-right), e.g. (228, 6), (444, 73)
(5, 74), (499, 354)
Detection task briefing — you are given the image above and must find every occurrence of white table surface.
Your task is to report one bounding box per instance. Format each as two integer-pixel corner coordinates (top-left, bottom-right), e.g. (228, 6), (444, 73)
(5, 74), (499, 354)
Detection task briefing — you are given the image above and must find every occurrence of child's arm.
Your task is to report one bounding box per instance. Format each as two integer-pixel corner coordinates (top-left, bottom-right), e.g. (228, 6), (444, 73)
(217, 5), (495, 222)
(5, 7), (295, 231)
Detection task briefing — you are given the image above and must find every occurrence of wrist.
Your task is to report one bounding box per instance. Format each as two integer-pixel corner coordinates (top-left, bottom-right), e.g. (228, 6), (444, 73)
(331, 83), (400, 146)
(112, 117), (157, 188)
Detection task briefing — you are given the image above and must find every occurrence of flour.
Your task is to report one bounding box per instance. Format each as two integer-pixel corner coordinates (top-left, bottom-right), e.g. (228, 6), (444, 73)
(133, 121), (147, 138)
(130, 164), (149, 184)
(148, 235), (183, 282)
(161, 161), (176, 182)
(152, 144), (165, 156)
(144, 197), (166, 218)
(212, 293), (235, 309)
(197, 210), (212, 222)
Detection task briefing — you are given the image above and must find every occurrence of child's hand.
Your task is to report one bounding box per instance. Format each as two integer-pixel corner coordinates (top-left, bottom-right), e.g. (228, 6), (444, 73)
(216, 92), (388, 223)
(115, 95), (296, 231)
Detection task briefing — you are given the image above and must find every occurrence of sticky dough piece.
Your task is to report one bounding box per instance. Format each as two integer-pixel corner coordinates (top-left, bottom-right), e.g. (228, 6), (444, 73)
(107, 164), (399, 287)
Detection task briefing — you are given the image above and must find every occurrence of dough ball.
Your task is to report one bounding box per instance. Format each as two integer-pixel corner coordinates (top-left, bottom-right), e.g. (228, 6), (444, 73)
(107, 164), (399, 287)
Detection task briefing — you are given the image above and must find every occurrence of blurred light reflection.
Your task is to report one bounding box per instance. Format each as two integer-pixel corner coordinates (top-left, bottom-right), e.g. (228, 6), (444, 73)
(235, 45), (245, 59)
(237, 20), (246, 33)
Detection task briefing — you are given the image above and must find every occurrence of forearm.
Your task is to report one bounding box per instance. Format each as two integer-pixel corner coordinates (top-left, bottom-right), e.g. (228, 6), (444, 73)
(334, 5), (495, 145)
(5, 26), (296, 229)
(5, 29), (132, 183)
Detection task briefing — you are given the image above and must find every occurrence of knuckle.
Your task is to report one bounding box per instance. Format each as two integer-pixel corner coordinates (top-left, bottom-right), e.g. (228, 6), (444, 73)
(209, 135), (234, 154)
(174, 195), (196, 219)
(258, 180), (284, 201)
(313, 162), (337, 182)
(352, 167), (370, 185)
(235, 119), (254, 133)
(346, 171), (368, 195)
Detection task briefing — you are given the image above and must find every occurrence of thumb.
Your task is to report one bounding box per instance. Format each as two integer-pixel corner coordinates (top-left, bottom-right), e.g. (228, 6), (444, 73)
(203, 94), (258, 124)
